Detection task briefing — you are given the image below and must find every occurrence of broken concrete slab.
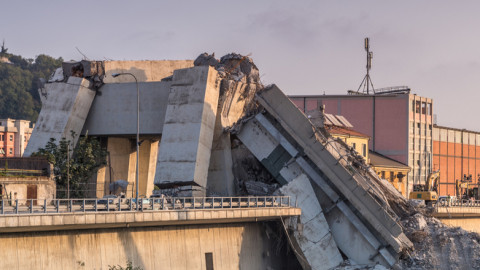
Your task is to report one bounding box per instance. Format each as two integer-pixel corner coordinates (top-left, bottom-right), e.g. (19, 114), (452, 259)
(154, 66), (220, 195)
(255, 85), (412, 253)
(279, 174), (343, 270)
(235, 113), (396, 266)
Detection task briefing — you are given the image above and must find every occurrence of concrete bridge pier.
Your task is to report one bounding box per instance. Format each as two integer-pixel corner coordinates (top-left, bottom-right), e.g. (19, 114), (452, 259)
(93, 137), (159, 197)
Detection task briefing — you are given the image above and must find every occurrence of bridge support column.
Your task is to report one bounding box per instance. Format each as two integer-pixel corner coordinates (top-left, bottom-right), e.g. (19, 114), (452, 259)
(94, 137), (136, 197)
(138, 139), (159, 198)
(154, 66), (220, 196)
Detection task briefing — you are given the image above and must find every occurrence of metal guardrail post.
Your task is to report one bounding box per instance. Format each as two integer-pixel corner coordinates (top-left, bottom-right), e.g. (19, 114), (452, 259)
(95, 199), (98, 212)
(161, 197), (164, 210)
(82, 199), (86, 212)
(107, 200), (110, 211)
(30, 200), (33, 213)
(56, 199), (59, 213)
(15, 199), (18, 214)
(44, 199), (47, 213)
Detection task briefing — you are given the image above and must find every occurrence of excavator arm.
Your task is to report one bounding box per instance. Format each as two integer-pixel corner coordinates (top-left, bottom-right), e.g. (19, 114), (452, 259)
(426, 170), (440, 191)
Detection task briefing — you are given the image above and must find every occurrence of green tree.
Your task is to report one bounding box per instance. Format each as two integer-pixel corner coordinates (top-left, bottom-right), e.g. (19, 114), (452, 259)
(109, 261), (143, 270)
(0, 46), (63, 121)
(32, 132), (107, 198)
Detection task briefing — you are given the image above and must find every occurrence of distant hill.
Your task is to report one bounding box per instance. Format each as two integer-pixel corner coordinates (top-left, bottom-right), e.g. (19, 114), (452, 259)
(0, 43), (63, 122)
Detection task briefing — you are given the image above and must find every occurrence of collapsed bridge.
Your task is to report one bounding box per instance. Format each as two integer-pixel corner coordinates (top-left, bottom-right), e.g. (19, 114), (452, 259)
(24, 53), (419, 269)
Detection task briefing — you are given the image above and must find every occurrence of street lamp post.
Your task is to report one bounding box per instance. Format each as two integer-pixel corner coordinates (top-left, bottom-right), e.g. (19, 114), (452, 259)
(112, 72), (140, 210)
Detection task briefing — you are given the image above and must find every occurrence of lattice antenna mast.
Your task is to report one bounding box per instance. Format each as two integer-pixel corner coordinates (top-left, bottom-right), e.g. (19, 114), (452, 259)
(357, 37), (375, 94)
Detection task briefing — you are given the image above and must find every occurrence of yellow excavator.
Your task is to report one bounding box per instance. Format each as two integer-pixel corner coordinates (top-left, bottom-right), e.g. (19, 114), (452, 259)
(409, 170), (440, 203)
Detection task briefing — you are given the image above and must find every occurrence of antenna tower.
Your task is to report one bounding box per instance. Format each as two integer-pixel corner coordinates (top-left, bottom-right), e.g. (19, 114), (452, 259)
(357, 37), (375, 94)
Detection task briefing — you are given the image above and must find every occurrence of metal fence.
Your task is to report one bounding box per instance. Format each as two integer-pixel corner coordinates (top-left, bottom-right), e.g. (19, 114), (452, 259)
(435, 199), (480, 208)
(0, 196), (292, 215)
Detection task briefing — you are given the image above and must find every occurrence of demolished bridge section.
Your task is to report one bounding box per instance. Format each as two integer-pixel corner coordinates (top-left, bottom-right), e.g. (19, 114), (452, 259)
(234, 84), (413, 267)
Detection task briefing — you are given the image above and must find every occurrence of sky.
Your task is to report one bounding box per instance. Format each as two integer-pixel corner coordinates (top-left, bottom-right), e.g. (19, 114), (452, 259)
(1, 1), (480, 130)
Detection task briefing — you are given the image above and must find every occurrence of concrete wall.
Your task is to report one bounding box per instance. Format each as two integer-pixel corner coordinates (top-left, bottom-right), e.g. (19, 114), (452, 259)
(0, 176), (55, 201)
(0, 222), (299, 270)
(82, 82), (171, 136)
(439, 218), (480, 233)
(102, 60), (194, 83)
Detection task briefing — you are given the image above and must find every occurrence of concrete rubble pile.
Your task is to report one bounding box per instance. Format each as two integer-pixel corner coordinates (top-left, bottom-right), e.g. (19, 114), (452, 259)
(395, 211), (480, 269)
(24, 53), (480, 269)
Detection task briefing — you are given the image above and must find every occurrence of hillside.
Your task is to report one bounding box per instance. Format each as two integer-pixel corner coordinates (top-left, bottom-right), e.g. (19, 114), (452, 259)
(0, 43), (63, 121)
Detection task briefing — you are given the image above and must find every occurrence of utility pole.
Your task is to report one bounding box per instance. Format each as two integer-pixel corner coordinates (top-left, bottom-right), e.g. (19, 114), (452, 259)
(67, 143), (70, 199)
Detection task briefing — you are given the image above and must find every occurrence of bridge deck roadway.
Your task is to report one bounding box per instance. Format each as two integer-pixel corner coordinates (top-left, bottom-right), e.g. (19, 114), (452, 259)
(0, 207), (301, 233)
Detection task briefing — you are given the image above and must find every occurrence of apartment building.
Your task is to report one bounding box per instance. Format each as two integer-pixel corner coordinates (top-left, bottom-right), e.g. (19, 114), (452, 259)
(0, 119), (34, 157)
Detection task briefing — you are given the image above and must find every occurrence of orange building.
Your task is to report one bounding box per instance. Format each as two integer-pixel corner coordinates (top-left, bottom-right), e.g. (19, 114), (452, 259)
(433, 125), (480, 196)
(0, 119), (33, 157)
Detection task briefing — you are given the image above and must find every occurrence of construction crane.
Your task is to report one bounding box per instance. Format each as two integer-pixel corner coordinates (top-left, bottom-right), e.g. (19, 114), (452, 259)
(409, 170), (440, 204)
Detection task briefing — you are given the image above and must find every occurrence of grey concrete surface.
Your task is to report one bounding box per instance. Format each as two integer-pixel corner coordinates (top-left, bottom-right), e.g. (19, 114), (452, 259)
(0, 207), (301, 233)
(24, 77), (96, 156)
(155, 66), (220, 194)
(82, 82), (171, 136)
(280, 175), (343, 269)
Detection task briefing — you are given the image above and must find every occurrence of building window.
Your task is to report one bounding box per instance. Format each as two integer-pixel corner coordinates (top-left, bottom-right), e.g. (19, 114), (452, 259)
(427, 103), (432, 115)
(417, 123), (420, 135)
(9, 148), (12, 155)
(9, 135), (13, 142)
(415, 101), (421, 113)
(352, 142), (356, 150)
(412, 100), (415, 112)
(362, 144), (367, 157)
(381, 171), (385, 179)
(24, 136), (26, 142)
(0, 134), (3, 141)
(390, 171), (394, 181)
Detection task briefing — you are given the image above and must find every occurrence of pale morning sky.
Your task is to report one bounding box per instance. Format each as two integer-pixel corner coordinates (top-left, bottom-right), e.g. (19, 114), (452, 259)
(1, 1), (479, 130)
